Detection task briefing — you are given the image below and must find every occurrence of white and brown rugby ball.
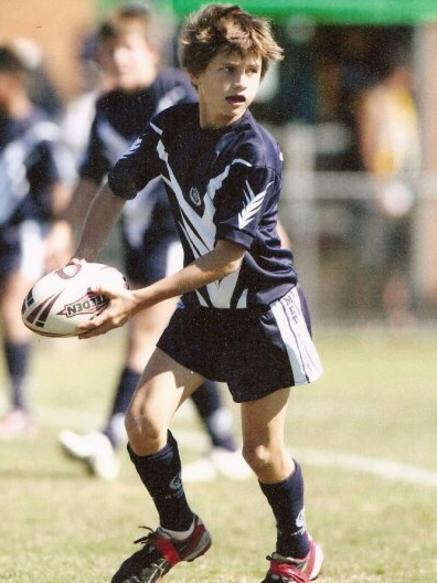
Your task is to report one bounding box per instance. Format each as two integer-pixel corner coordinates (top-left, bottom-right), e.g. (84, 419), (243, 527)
(21, 262), (127, 337)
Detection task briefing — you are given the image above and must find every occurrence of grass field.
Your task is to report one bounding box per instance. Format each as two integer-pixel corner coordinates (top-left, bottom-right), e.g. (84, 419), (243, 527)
(1, 327), (437, 582)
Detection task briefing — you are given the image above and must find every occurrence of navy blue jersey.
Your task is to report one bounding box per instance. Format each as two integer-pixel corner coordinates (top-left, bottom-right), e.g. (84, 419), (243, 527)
(80, 67), (197, 243)
(0, 110), (63, 227)
(109, 103), (297, 309)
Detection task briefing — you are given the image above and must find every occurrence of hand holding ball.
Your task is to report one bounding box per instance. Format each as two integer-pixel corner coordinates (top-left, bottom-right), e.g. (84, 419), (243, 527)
(21, 262), (128, 337)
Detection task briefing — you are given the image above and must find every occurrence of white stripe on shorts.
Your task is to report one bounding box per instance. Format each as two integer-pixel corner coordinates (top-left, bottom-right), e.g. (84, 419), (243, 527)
(164, 241), (184, 277)
(18, 221), (45, 280)
(270, 287), (323, 385)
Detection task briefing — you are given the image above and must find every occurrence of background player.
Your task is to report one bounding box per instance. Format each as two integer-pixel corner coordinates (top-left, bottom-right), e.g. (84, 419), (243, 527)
(0, 44), (71, 438)
(58, 2), (250, 482)
(70, 5), (324, 582)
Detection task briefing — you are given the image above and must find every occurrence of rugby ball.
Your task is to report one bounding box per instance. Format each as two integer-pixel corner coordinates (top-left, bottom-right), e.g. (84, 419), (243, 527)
(21, 262), (128, 338)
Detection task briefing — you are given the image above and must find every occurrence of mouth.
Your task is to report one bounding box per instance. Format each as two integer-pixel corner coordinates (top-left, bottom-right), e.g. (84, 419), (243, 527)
(226, 95), (246, 105)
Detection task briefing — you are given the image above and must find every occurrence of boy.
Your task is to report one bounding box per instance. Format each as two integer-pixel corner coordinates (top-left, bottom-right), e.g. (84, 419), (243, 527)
(58, 2), (249, 482)
(0, 44), (70, 438)
(73, 4), (324, 582)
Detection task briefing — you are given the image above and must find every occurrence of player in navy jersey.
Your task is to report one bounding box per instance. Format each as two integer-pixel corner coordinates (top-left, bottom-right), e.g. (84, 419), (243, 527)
(69, 5), (324, 582)
(58, 2), (250, 482)
(0, 45), (71, 438)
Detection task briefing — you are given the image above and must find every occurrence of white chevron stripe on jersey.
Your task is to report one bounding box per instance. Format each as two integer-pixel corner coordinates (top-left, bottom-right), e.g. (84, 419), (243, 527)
(118, 121), (161, 164)
(150, 121), (163, 135)
(236, 288), (248, 308)
(157, 138), (215, 253)
(0, 141), (29, 223)
(202, 158), (253, 235)
(154, 87), (187, 116)
(238, 179), (273, 229)
(206, 158), (252, 201)
(0, 120), (59, 224)
(101, 123), (159, 238)
(120, 136), (141, 160)
(24, 121), (59, 145)
(155, 137), (250, 307)
(206, 268), (242, 308)
(97, 119), (130, 165)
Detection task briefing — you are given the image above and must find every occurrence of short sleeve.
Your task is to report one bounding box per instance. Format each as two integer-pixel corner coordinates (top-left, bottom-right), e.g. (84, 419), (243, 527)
(108, 123), (162, 200)
(214, 165), (279, 249)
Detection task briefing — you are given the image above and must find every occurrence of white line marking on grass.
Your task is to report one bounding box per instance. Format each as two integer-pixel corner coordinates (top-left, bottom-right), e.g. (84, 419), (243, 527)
(172, 429), (437, 488)
(9, 399), (437, 489)
(292, 447), (437, 488)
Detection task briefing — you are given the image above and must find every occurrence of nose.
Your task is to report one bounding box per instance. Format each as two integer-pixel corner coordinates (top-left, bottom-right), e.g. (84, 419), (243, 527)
(232, 71), (246, 90)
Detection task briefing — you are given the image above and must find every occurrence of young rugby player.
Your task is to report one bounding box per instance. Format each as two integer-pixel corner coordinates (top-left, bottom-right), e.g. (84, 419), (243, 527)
(72, 4), (324, 582)
(59, 2), (249, 482)
(0, 45), (70, 438)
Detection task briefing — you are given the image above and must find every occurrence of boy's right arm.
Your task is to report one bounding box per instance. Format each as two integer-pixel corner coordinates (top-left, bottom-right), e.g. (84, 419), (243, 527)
(66, 177), (100, 239)
(55, 177), (100, 265)
(74, 181), (125, 261)
(71, 118), (162, 262)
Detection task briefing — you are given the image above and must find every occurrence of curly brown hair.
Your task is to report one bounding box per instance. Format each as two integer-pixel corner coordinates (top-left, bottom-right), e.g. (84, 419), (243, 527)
(178, 4), (283, 78)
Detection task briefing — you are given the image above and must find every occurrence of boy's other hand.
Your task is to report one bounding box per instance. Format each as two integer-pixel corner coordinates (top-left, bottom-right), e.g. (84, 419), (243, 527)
(77, 285), (138, 339)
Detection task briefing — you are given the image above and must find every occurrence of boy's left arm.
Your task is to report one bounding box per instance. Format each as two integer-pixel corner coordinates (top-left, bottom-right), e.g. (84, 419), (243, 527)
(77, 239), (245, 339)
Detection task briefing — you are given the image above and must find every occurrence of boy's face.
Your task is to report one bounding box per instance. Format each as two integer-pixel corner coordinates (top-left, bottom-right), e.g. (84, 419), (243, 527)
(102, 28), (158, 91)
(190, 48), (262, 128)
(0, 72), (21, 106)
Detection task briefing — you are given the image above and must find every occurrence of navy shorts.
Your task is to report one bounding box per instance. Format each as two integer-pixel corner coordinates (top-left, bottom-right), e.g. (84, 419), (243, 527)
(0, 221), (45, 280)
(157, 286), (323, 403)
(123, 233), (183, 286)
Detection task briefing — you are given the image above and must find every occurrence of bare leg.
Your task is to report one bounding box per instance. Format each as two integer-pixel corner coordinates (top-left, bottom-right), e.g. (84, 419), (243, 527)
(126, 347), (204, 455)
(0, 271), (35, 437)
(241, 387), (293, 483)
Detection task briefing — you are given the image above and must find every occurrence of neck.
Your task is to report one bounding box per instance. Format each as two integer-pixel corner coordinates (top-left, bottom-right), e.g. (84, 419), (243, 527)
(198, 102), (246, 130)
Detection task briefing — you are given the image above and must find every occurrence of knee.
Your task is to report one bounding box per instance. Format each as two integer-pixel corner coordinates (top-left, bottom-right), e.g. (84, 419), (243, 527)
(124, 408), (166, 455)
(242, 442), (273, 474)
(242, 441), (290, 478)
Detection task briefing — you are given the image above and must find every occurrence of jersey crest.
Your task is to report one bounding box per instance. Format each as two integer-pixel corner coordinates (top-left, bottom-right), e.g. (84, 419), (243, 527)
(189, 186), (202, 207)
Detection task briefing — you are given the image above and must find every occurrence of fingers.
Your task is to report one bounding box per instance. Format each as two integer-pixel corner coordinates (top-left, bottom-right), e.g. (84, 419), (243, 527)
(78, 318), (114, 339)
(77, 287), (132, 338)
(69, 257), (87, 265)
(88, 285), (119, 299)
(77, 308), (125, 338)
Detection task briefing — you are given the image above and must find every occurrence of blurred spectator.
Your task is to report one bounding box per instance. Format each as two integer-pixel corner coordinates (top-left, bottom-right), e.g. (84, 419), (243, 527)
(0, 43), (71, 438)
(9, 37), (62, 118)
(354, 45), (421, 324)
(60, 28), (115, 167)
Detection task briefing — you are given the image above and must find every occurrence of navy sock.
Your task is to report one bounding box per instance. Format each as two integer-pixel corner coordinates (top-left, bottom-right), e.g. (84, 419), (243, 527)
(259, 461), (310, 558)
(104, 367), (141, 447)
(108, 366), (141, 416)
(3, 341), (31, 410)
(190, 380), (236, 451)
(128, 431), (194, 531)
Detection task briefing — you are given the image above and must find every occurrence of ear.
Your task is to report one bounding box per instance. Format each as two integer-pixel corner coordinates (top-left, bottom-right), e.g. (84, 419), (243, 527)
(188, 71), (199, 87)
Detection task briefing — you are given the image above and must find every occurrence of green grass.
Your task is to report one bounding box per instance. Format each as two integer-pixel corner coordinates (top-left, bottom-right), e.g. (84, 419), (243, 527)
(1, 328), (437, 582)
